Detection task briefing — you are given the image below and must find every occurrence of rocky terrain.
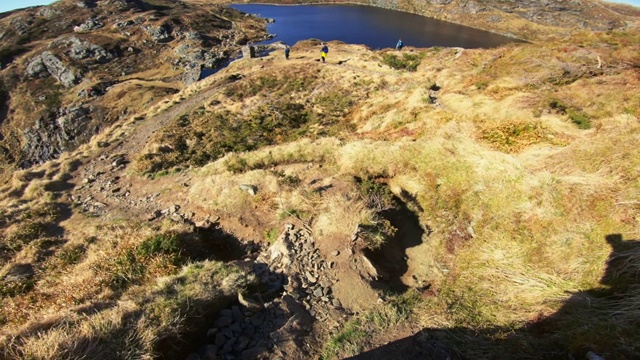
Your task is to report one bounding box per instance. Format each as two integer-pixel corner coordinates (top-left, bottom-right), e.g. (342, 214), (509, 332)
(0, 0), (270, 178)
(1, 1), (640, 360)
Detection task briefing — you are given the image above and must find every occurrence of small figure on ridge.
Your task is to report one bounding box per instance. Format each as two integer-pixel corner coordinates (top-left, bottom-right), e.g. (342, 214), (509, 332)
(396, 38), (404, 51)
(320, 43), (329, 63)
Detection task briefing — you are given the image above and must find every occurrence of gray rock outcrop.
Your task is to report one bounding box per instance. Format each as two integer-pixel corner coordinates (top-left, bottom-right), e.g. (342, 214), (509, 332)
(37, 6), (61, 19)
(73, 17), (104, 33)
(144, 23), (174, 43)
(27, 52), (80, 88)
(50, 36), (113, 63)
(22, 106), (93, 166)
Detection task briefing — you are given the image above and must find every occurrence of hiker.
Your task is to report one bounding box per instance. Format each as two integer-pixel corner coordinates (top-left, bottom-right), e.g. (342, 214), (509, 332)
(320, 43), (328, 63)
(396, 38), (404, 51)
(284, 44), (290, 60)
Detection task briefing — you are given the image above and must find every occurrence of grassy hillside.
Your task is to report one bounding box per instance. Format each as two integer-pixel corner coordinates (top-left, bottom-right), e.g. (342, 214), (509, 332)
(1, 6), (640, 360)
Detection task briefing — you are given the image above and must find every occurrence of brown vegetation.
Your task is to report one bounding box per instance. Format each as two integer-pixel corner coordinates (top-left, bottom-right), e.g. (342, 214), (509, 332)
(0, 1), (640, 359)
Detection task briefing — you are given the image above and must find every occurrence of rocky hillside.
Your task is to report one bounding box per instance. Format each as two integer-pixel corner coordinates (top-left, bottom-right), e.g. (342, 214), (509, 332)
(0, 0), (270, 180)
(1, 1), (640, 360)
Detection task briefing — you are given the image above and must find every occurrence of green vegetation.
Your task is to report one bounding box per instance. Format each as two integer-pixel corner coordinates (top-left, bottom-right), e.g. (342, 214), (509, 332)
(381, 52), (425, 71)
(264, 228), (278, 243)
(99, 232), (184, 291)
(0, 202), (63, 257)
(480, 120), (562, 153)
(134, 102), (313, 174)
(549, 99), (591, 129)
(322, 291), (421, 359)
(273, 170), (301, 188)
(356, 177), (396, 211)
(354, 177), (398, 249)
(58, 245), (86, 266)
(0, 277), (35, 298)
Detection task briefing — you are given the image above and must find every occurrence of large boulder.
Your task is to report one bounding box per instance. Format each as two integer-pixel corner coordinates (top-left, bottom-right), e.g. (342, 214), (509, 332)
(73, 17), (104, 33)
(27, 52), (80, 88)
(22, 106), (93, 166)
(144, 23), (174, 43)
(26, 56), (49, 78)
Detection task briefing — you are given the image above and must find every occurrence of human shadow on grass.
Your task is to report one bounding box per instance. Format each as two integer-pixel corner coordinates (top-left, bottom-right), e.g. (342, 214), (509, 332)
(348, 234), (640, 360)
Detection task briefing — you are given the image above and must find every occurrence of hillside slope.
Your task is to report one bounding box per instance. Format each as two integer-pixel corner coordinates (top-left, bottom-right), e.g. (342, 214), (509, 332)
(1, 1), (640, 360)
(0, 0), (269, 180)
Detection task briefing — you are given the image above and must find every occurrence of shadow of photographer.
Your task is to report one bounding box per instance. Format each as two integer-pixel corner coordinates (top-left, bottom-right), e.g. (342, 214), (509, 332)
(347, 234), (640, 359)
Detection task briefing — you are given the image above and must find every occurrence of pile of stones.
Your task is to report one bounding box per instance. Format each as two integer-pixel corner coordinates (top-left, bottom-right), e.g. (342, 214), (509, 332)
(185, 224), (348, 360)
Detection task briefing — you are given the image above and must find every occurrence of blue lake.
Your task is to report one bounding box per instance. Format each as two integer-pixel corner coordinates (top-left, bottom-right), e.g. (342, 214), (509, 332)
(230, 4), (523, 49)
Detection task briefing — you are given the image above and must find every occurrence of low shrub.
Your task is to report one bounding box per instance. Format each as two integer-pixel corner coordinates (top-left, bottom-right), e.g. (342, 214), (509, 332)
(381, 52), (425, 71)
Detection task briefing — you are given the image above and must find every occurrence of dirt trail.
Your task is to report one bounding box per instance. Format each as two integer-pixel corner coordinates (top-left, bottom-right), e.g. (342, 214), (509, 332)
(116, 87), (220, 156)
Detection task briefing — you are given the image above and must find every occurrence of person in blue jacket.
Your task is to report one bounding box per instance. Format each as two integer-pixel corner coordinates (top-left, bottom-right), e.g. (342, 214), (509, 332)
(284, 44), (290, 60)
(396, 38), (404, 51)
(320, 43), (328, 63)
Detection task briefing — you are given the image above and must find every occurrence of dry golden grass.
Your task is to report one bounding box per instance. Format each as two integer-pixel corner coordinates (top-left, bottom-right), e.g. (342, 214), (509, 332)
(3, 25), (640, 359)
(1, 210), (251, 359)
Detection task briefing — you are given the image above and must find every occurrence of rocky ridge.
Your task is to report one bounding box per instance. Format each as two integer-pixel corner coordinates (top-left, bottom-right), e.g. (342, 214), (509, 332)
(0, 0), (270, 175)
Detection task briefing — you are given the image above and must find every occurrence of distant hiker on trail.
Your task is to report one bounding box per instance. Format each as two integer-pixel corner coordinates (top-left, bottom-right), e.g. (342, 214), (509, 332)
(320, 43), (328, 63)
(284, 44), (290, 60)
(396, 38), (404, 51)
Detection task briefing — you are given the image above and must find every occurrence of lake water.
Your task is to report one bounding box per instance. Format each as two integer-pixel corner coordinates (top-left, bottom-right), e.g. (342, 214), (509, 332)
(230, 4), (522, 49)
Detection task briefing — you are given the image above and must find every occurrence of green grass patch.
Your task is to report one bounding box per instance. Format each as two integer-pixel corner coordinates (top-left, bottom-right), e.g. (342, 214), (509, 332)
(0, 277), (36, 298)
(100, 233), (185, 291)
(481, 120), (560, 153)
(322, 291), (421, 359)
(549, 99), (591, 129)
(381, 52), (425, 71)
(264, 228), (279, 244)
(58, 245), (86, 266)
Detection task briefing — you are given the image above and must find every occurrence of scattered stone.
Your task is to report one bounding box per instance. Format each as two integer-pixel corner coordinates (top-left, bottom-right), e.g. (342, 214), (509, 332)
(199, 344), (218, 360)
(111, 156), (126, 167)
(231, 305), (244, 322)
(214, 332), (226, 347)
(214, 316), (232, 328)
(240, 346), (267, 360)
(74, 17), (104, 33)
(305, 271), (317, 284)
(147, 210), (161, 221)
(170, 213), (185, 223)
(239, 184), (257, 196)
(238, 292), (264, 311)
(331, 250), (340, 256)
(234, 336), (250, 351)
(144, 23), (174, 43)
